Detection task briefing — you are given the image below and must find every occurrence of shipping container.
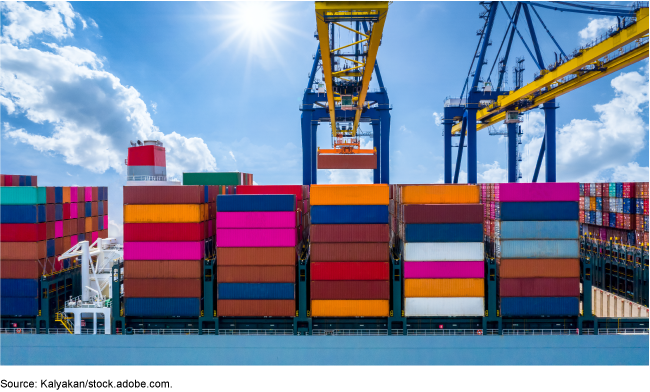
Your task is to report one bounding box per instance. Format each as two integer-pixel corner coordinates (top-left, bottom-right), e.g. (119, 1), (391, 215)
(124, 204), (206, 223)
(123, 241), (205, 260)
(216, 194), (295, 212)
(497, 221), (578, 239)
(310, 224), (389, 243)
(398, 185), (479, 205)
(404, 278), (484, 297)
(310, 281), (390, 300)
(1, 241), (46, 260)
(1, 205), (44, 224)
(1, 297), (38, 316)
(404, 297), (484, 317)
(403, 261), (484, 279)
(317, 154), (377, 169)
(123, 279), (200, 297)
(310, 205), (388, 224)
(499, 259), (580, 278)
(310, 299), (389, 317)
(183, 172), (248, 186)
(497, 240), (579, 259)
(125, 298), (200, 317)
(403, 242), (484, 262)
(500, 277), (579, 297)
(123, 186), (205, 204)
(216, 266), (295, 283)
(497, 202), (579, 221)
(128, 145), (166, 166)
(494, 183), (579, 202)
(216, 228), (296, 247)
(216, 247), (296, 266)
(399, 204), (483, 224)
(310, 243), (388, 262)
(310, 184), (389, 206)
(217, 283), (294, 299)
(0, 187), (46, 205)
(216, 299), (294, 317)
(0, 223), (46, 242)
(500, 297), (579, 316)
(235, 185), (303, 200)
(310, 262), (389, 280)
(123, 222), (206, 242)
(123, 260), (202, 278)
(0, 260), (43, 279)
(216, 211), (296, 229)
(403, 223), (483, 242)
(0, 279), (38, 297)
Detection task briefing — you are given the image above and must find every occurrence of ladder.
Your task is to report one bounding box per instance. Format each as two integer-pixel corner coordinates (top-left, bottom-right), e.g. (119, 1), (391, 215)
(55, 312), (74, 334)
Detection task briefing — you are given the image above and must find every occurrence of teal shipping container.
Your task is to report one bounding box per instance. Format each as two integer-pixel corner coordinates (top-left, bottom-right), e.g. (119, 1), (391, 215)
(0, 187), (46, 205)
(497, 221), (579, 240)
(498, 240), (579, 258)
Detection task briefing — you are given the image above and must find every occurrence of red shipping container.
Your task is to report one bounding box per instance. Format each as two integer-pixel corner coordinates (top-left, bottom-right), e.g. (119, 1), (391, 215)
(63, 236), (71, 252)
(602, 197), (609, 213)
(124, 186), (205, 204)
(76, 187), (84, 202)
(55, 237), (63, 255)
(500, 278), (579, 297)
(1, 175), (4, 186)
(216, 247), (296, 266)
(623, 214), (635, 230)
(579, 211), (584, 223)
(63, 220), (71, 237)
(216, 300), (295, 317)
(0, 223), (46, 242)
(99, 229), (109, 239)
(1, 241), (47, 260)
(77, 202), (85, 218)
(310, 281), (390, 299)
(90, 201), (97, 217)
(92, 187), (98, 202)
(45, 187), (54, 204)
(123, 279), (200, 298)
(644, 199), (649, 212)
(623, 183), (635, 198)
(310, 262), (389, 281)
(584, 183), (590, 196)
(123, 222), (207, 242)
(11, 175), (19, 187)
(3, 175), (10, 186)
(310, 224), (390, 243)
(216, 266), (295, 283)
(45, 221), (55, 239)
(92, 216), (99, 232)
(62, 203), (70, 220)
(77, 219), (85, 234)
(317, 154), (377, 170)
(616, 213), (623, 229)
(310, 243), (389, 262)
(103, 201), (108, 215)
(1, 260), (44, 279)
(595, 184), (602, 197)
(127, 145), (166, 166)
(603, 212), (609, 227)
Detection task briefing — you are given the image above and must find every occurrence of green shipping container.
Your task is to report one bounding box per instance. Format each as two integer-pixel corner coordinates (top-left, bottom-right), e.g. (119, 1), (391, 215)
(0, 187), (46, 205)
(183, 172), (250, 186)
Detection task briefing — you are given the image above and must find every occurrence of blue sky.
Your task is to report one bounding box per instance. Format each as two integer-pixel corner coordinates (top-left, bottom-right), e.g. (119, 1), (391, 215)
(1, 1), (648, 239)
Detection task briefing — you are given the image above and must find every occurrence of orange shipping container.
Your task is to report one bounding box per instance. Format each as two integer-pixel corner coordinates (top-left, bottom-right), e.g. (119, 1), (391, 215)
(499, 259), (580, 278)
(404, 278), (484, 297)
(310, 299), (389, 317)
(123, 204), (205, 223)
(399, 185), (480, 204)
(216, 247), (296, 266)
(1, 242), (46, 260)
(310, 184), (389, 206)
(62, 187), (71, 203)
(85, 217), (93, 232)
(216, 300), (295, 317)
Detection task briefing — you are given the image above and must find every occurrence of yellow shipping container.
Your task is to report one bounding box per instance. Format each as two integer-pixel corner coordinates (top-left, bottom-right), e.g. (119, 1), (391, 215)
(85, 217), (93, 233)
(310, 300), (389, 317)
(124, 204), (205, 223)
(589, 197), (596, 211)
(399, 185), (480, 204)
(404, 278), (484, 297)
(62, 187), (71, 203)
(310, 184), (389, 206)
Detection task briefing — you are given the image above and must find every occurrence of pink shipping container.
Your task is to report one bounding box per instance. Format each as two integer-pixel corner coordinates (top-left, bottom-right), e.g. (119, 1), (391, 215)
(403, 261), (485, 279)
(85, 187), (92, 202)
(70, 205), (78, 219)
(216, 211), (296, 229)
(71, 235), (78, 247)
(494, 183), (579, 202)
(92, 231), (98, 243)
(124, 241), (205, 260)
(216, 229), (296, 247)
(70, 187), (78, 203)
(103, 215), (108, 229)
(55, 221), (63, 238)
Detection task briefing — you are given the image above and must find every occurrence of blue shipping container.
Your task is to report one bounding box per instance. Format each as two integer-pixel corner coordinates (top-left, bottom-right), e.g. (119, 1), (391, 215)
(596, 197), (602, 211)
(1, 279), (38, 298)
(216, 195), (295, 212)
(99, 218), (104, 230)
(125, 298), (200, 317)
(1, 205), (39, 224)
(47, 239), (55, 257)
(104, 187), (108, 201)
(38, 205), (46, 223)
(19, 176), (25, 186)
(498, 202), (578, 221)
(404, 223), (483, 242)
(590, 211), (596, 223)
(609, 213), (616, 228)
(25, 176), (32, 186)
(498, 221), (578, 240)
(1, 297), (38, 316)
(204, 186), (209, 204)
(55, 204), (63, 221)
(310, 205), (388, 224)
(55, 187), (62, 204)
(85, 202), (92, 217)
(499, 240), (579, 258)
(500, 297), (579, 316)
(616, 183), (623, 198)
(98, 201), (104, 216)
(218, 283), (295, 299)
(623, 198), (634, 214)
(78, 233), (85, 242)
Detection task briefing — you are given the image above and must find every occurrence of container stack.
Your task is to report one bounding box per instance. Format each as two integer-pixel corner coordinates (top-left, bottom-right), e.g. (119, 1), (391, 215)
(395, 185), (485, 317)
(183, 172), (253, 186)
(309, 184), (390, 318)
(216, 194), (297, 317)
(488, 183), (581, 317)
(1, 174), (37, 186)
(123, 186), (209, 317)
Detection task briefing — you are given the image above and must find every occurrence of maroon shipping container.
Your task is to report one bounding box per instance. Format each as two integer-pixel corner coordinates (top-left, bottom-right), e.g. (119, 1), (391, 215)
(123, 279), (201, 298)
(123, 222), (206, 242)
(77, 187), (84, 202)
(55, 237), (63, 255)
(78, 219), (86, 236)
(90, 187), (97, 202)
(63, 220), (71, 237)
(77, 202), (85, 218)
(1, 260), (43, 279)
(46, 221), (55, 239)
(63, 203), (70, 220)
(310, 224), (390, 243)
(310, 243), (389, 262)
(91, 201), (98, 217)
(1, 242), (46, 260)
(124, 260), (202, 279)
(1, 175), (5, 186)
(499, 278), (580, 297)
(123, 186), (205, 204)
(215, 266), (295, 283)
(46, 204), (55, 222)
(0, 223), (46, 242)
(310, 262), (389, 281)
(400, 204), (484, 223)
(310, 281), (390, 299)
(317, 154), (377, 169)
(103, 201), (108, 215)
(46, 187), (55, 204)
(92, 216), (99, 232)
(31, 176), (37, 187)
(63, 236), (71, 252)
(99, 229), (109, 239)
(216, 300), (295, 317)
(216, 247), (296, 266)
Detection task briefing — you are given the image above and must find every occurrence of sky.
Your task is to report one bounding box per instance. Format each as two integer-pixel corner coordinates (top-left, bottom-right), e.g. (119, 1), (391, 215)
(1, 1), (648, 241)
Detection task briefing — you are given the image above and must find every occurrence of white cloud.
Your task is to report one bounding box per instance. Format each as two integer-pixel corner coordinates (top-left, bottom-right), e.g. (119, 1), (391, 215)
(150, 101), (157, 114)
(610, 162), (649, 182)
(89, 18), (98, 29)
(579, 17), (616, 44)
(399, 125), (411, 134)
(478, 161), (507, 183)
(1, 2), (217, 179)
(108, 219), (123, 242)
(432, 112), (442, 127)
(229, 151), (237, 161)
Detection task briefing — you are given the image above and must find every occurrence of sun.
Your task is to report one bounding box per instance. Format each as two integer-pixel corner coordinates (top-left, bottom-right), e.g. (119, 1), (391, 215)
(236, 2), (273, 35)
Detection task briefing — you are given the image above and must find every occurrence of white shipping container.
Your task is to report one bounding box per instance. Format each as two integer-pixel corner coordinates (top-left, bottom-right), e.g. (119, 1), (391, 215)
(403, 242), (484, 261)
(405, 297), (485, 317)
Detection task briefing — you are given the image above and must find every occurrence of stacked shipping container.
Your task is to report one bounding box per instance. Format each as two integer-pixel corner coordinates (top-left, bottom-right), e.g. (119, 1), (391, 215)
(216, 194), (297, 316)
(394, 185), (485, 317)
(309, 184), (390, 317)
(183, 172), (253, 186)
(123, 186), (210, 317)
(1, 174), (37, 186)
(486, 183), (581, 317)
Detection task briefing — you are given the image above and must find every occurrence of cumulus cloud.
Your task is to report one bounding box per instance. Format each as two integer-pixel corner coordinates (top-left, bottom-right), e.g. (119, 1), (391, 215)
(108, 219), (123, 242)
(579, 17), (616, 44)
(432, 112), (442, 127)
(399, 125), (411, 134)
(1, 1), (217, 179)
(478, 161), (507, 183)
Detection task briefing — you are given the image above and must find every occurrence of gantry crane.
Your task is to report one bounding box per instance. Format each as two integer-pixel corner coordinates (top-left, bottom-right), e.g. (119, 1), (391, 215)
(300, 1), (391, 185)
(444, 1), (649, 184)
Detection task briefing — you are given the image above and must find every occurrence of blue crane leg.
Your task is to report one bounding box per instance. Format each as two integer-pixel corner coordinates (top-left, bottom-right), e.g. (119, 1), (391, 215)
(301, 112), (313, 186)
(443, 107), (453, 184)
(380, 111), (391, 184)
(311, 121), (318, 185)
(507, 122), (518, 183)
(373, 120), (381, 184)
(544, 99), (557, 183)
(467, 108), (478, 184)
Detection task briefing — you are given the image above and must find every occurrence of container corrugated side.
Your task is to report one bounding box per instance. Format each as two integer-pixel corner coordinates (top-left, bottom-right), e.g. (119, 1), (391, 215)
(1, 242), (46, 260)
(125, 298), (200, 317)
(216, 195), (295, 212)
(498, 221), (579, 239)
(123, 204), (205, 223)
(403, 242), (484, 261)
(499, 259), (580, 278)
(216, 228), (296, 247)
(404, 279), (484, 297)
(494, 183), (579, 202)
(124, 223), (206, 242)
(310, 299), (389, 317)
(309, 224), (389, 243)
(0, 187), (46, 205)
(216, 300), (295, 317)
(400, 204), (483, 223)
(123, 279), (201, 297)
(1, 205), (41, 224)
(216, 211), (296, 228)
(310, 243), (388, 262)
(404, 297), (484, 317)
(499, 278), (580, 297)
(498, 202), (579, 221)
(123, 260), (202, 278)
(310, 281), (390, 300)
(0, 223), (46, 242)
(0, 279), (38, 297)
(216, 247), (296, 266)
(1, 297), (38, 316)
(310, 205), (389, 224)
(216, 266), (295, 283)
(310, 262), (389, 280)
(123, 186), (205, 204)
(500, 297), (579, 316)
(404, 223), (483, 242)
(310, 184), (389, 206)
(183, 172), (241, 186)
(317, 154), (377, 170)
(0, 260), (43, 279)
(497, 240), (579, 259)
(403, 261), (484, 279)
(123, 241), (205, 260)
(399, 185), (479, 204)
(235, 185), (303, 200)
(217, 283), (295, 299)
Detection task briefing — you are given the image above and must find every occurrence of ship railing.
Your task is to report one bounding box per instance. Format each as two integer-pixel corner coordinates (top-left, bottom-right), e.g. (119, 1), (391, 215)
(502, 329), (578, 335)
(130, 329), (199, 335)
(312, 329), (388, 336)
(485, 329), (500, 335)
(219, 329), (293, 336)
(407, 329), (483, 336)
(598, 328), (649, 335)
(202, 329), (216, 335)
(0, 328), (37, 334)
(582, 328), (595, 335)
(390, 329), (404, 336)
(47, 328), (107, 335)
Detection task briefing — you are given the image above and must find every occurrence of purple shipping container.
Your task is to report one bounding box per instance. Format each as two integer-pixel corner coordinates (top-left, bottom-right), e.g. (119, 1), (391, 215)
(216, 211), (296, 229)
(124, 241), (205, 260)
(495, 183), (579, 202)
(403, 261), (484, 279)
(85, 187), (92, 202)
(55, 221), (63, 238)
(216, 229), (296, 247)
